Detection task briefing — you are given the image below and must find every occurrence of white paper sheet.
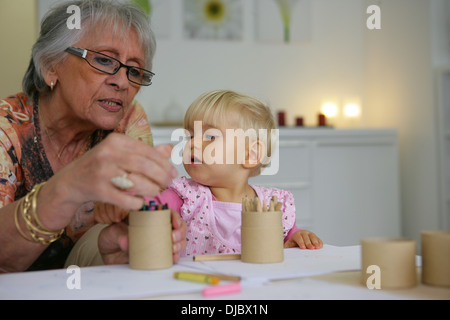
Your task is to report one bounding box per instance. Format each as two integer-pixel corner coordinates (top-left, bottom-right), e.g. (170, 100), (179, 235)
(0, 264), (208, 300)
(179, 245), (362, 281)
(0, 245), (363, 300)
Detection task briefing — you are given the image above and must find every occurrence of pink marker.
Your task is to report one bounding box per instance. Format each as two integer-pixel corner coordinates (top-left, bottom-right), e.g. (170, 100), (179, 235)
(202, 282), (242, 297)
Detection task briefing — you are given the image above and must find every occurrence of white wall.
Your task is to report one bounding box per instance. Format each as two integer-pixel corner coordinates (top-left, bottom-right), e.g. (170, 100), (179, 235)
(0, 0), (37, 98)
(136, 0), (366, 127)
(364, 0), (441, 246)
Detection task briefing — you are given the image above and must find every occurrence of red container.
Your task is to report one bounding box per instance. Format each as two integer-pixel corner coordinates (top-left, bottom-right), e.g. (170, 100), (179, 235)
(277, 111), (286, 126)
(318, 113), (326, 126)
(296, 117), (304, 126)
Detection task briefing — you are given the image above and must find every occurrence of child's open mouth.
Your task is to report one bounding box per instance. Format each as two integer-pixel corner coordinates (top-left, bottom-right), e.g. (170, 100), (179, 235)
(191, 155), (202, 164)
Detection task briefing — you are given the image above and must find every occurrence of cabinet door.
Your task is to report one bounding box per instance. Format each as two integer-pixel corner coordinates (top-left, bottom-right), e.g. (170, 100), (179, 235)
(250, 140), (313, 227)
(437, 69), (450, 229)
(312, 139), (400, 245)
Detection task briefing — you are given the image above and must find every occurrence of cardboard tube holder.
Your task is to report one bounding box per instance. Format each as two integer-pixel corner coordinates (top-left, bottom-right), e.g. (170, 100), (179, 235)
(241, 211), (284, 264)
(421, 230), (450, 287)
(361, 237), (416, 289)
(128, 209), (173, 270)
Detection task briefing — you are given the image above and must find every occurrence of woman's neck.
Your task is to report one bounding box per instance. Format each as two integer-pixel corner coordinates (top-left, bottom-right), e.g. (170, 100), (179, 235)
(38, 95), (94, 169)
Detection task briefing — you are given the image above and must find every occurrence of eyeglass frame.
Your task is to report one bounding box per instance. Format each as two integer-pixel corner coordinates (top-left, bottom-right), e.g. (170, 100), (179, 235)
(65, 47), (155, 86)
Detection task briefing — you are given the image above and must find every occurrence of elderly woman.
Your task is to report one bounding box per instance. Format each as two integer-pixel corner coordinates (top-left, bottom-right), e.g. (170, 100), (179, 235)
(0, 0), (186, 272)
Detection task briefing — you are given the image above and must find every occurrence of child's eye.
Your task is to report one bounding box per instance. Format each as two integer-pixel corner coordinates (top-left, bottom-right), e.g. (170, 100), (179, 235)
(204, 135), (216, 141)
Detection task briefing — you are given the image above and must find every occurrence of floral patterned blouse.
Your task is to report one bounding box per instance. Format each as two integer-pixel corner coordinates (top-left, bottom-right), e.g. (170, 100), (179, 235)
(0, 92), (153, 270)
(169, 177), (297, 257)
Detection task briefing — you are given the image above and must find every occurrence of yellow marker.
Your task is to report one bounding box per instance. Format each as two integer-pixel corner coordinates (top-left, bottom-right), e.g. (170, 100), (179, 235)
(173, 272), (220, 285)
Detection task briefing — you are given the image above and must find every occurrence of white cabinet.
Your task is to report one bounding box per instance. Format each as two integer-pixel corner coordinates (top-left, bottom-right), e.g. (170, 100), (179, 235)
(151, 126), (401, 246)
(252, 138), (313, 227)
(436, 68), (450, 230)
(310, 133), (401, 245)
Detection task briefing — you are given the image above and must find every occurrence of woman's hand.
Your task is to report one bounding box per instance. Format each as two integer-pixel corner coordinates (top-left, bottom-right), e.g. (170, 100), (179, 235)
(55, 133), (177, 210)
(94, 202), (129, 224)
(284, 230), (323, 250)
(97, 221), (129, 265)
(37, 134), (178, 233)
(98, 209), (187, 265)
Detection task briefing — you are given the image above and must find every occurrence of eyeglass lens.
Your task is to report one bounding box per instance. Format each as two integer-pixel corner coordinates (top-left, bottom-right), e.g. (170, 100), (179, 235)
(86, 51), (153, 85)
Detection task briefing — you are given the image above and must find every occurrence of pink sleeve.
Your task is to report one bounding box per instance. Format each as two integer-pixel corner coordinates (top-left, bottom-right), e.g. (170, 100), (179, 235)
(284, 223), (301, 243)
(144, 189), (183, 213)
(275, 188), (300, 243)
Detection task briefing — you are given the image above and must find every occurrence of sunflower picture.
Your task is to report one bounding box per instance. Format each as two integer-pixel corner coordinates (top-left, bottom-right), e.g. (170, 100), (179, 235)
(183, 0), (243, 40)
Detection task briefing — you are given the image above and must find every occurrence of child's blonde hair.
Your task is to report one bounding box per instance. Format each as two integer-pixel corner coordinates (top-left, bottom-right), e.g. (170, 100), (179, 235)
(184, 90), (276, 177)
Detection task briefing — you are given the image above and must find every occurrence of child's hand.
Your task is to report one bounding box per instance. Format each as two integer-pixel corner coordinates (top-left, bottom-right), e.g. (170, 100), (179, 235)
(94, 202), (129, 224)
(284, 230), (323, 249)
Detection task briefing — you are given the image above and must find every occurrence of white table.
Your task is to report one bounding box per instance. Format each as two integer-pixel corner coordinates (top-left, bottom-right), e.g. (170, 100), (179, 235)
(1, 245), (448, 301)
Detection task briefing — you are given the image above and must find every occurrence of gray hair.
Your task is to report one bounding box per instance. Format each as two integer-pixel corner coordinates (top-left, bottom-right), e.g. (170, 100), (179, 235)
(23, 0), (156, 96)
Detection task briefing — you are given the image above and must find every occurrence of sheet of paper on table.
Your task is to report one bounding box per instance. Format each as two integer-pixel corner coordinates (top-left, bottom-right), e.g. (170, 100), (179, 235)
(0, 245), (364, 300)
(179, 245), (361, 283)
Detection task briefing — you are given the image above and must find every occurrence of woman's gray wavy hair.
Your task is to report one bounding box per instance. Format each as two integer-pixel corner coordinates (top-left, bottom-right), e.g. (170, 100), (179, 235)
(23, 0), (156, 96)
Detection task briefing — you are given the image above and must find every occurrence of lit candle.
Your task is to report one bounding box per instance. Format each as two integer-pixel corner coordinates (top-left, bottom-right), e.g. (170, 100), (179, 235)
(343, 103), (361, 128)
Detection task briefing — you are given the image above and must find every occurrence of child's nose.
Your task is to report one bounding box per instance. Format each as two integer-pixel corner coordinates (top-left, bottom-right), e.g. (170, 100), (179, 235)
(191, 134), (203, 149)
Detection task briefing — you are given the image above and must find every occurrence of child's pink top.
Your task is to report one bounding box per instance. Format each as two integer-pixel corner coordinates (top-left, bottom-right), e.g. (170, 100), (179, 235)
(150, 177), (299, 257)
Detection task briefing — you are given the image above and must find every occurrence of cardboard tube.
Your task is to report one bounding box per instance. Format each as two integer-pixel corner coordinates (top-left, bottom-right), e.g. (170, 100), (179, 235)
(421, 230), (450, 287)
(241, 211), (284, 263)
(128, 209), (173, 270)
(361, 237), (416, 289)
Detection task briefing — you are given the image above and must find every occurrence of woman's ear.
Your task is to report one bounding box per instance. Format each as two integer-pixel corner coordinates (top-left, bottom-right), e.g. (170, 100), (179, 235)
(242, 140), (266, 169)
(42, 65), (58, 90)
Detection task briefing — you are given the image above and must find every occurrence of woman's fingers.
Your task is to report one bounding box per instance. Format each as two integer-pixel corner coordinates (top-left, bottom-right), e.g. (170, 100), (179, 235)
(62, 134), (178, 210)
(98, 222), (129, 265)
(94, 202), (129, 224)
(98, 210), (187, 265)
(104, 135), (177, 190)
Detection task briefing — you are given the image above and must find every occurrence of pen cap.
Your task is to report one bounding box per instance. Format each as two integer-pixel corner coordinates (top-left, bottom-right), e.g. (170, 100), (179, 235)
(128, 209), (173, 270)
(241, 211), (284, 263)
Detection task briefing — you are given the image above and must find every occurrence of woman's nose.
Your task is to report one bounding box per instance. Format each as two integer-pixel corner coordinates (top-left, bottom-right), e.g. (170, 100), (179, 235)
(106, 67), (130, 90)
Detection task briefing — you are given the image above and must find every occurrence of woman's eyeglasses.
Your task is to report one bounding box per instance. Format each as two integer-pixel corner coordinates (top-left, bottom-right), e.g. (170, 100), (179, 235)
(65, 47), (154, 86)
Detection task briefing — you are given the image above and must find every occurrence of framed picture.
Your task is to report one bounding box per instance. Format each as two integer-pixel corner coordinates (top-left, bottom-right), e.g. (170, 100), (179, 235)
(255, 0), (311, 44)
(183, 0), (243, 41)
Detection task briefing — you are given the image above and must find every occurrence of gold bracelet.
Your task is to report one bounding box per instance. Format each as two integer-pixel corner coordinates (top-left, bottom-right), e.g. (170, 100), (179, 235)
(14, 197), (33, 242)
(14, 182), (65, 245)
(22, 183), (56, 235)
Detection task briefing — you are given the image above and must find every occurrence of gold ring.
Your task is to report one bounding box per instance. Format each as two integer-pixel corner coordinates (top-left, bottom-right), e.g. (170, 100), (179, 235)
(111, 173), (134, 190)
